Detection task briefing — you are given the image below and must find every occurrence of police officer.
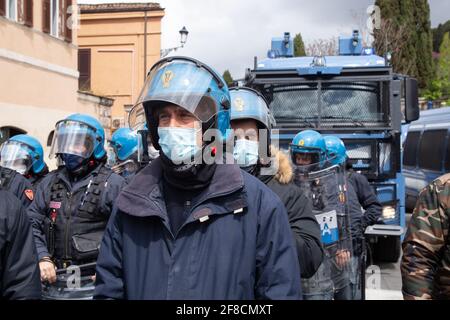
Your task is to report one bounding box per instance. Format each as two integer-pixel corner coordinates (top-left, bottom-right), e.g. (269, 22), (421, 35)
(27, 114), (126, 291)
(324, 135), (378, 300)
(291, 130), (353, 300)
(0, 164), (34, 208)
(108, 128), (142, 179)
(0, 190), (41, 299)
(94, 57), (301, 300)
(0, 134), (49, 187)
(229, 87), (323, 279)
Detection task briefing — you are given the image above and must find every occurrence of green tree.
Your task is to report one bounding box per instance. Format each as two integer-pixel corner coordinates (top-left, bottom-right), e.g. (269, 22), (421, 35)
(293, 33), (306, 57)
(413, 0), (434, 89)
(432, 20), (450, 52)
(437, 32), (450, 97)
(374, 0), (433, 88)
(222, 70), (233, 86)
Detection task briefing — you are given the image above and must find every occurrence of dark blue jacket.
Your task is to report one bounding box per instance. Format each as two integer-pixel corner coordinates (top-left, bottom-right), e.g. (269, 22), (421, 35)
(0, 190), (41, 299)
(94, 159), (302, 300)
(0, 166), (34, 208)
(347, 171), (382, 229)
(27, 164), (126, 262)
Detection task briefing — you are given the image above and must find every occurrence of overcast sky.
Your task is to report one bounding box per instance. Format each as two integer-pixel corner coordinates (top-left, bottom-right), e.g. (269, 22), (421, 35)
(79, 0), (450, 78)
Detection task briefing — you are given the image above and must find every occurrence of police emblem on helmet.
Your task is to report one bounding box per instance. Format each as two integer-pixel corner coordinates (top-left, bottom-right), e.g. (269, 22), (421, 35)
(299, 139), (305, 146)
(162, 70), (174, 88)
(234, 97), (245, 111)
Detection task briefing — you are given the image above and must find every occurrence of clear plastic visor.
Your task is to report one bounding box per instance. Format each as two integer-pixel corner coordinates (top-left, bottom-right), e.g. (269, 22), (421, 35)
(0, 141), (33, 174)
(49, 121), (96, 159)
(135, 60), (218, 123)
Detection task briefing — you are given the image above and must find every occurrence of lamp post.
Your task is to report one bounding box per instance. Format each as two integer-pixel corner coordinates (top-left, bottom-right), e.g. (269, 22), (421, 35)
(160, 26), (189, 58)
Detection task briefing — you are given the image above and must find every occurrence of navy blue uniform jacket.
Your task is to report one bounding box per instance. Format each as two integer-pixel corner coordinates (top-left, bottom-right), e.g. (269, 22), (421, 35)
(94, 159), (301, 300)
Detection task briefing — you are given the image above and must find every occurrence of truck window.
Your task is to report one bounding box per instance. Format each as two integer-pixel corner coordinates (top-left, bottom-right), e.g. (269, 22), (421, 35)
(264, 81), (387, 128)
(403, 131), (420, 167)
(418, 129), (447, 172)
(445, 131), (450, 171)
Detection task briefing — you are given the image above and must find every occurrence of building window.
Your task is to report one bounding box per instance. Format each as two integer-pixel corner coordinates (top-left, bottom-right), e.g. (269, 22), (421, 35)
(78, 48), (91, 91)
(50, 0), (58, 37)
(0, 126), (27, 145)
(47, 131), (54, 147)
(6, 0), (17, 21)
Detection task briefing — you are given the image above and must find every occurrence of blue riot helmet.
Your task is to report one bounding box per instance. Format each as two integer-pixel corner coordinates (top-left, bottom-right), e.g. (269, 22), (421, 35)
(0, 134), (45, 175)
(130, 56), (231, 153)
(136, 123), (159, 162)
(323, 135), (347, 166)
(290, 130), (327, 170)
(109, 128), (139, 163)
(229, 87), (275, 164)
(49, 114), (106, 171)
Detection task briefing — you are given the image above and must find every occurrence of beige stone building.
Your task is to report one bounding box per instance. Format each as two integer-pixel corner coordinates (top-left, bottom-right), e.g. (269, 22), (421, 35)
(0, 0), (113, 168)
(77, 3), (165, 131)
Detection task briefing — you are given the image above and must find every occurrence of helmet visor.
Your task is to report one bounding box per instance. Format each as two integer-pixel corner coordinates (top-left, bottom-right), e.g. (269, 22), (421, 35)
(0, 141), (34, 174)
(135, 59), (219, 124)
(49, 121), (96, 159)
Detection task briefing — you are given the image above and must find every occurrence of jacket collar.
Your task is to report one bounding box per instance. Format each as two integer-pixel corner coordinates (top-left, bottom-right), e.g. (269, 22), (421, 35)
(55, 164), (104, 193)
(116, 157), (247, 221)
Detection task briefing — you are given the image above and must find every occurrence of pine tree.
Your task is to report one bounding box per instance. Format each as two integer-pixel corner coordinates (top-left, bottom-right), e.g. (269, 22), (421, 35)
(432, 20), (450, 52)
(413, 0), (433, 89)
(374, 0), (433, 88)
(293, 33), (306, 57)
(222, 70), (233, 86)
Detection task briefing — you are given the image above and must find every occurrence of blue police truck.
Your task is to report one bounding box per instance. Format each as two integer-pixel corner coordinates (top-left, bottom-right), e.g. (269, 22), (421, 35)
(244, 31), (420, 262)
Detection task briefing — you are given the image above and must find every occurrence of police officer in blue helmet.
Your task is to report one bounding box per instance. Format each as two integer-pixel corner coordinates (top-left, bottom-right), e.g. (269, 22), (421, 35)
(229, 87), (323, 279)
(324, 136), (381, 232)
(108, 128), (141, 178)
(94, 57), (301, 300)
(291, 130), (354, 300)
(290, 130), (328, 170)
(324, 135), (381, 300)
(0, 134), (49, 187)
(27, 113), (126, 298)
(0, 136), (36, 208)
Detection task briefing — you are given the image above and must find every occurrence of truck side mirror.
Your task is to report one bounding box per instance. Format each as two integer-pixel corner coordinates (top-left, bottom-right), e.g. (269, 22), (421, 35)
(404, 78), (419, 122)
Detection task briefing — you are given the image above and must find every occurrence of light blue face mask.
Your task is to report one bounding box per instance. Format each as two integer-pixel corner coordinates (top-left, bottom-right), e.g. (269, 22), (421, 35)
(233, 139), (259, 167)
(158, 127), (201, 163)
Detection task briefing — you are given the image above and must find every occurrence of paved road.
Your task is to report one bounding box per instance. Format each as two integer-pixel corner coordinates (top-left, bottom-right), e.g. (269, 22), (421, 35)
(364, 213), (412, 300)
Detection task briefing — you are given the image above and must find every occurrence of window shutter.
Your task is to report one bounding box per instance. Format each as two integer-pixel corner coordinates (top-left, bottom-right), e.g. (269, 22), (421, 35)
(42, 0), (50, 34)
(64, 0), (72, 42)
(0, 0), (6, 17)
(78, 49), (91, 91)
(24, 0), (33, 27)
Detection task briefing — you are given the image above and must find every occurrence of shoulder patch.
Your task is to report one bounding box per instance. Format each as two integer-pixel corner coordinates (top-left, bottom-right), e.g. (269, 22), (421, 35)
(24, 189), (34, 201)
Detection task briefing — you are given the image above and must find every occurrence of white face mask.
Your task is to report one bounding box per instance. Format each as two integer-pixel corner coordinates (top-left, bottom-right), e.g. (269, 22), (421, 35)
(158, 127), (201, 163)
(233, 139), (259, 167)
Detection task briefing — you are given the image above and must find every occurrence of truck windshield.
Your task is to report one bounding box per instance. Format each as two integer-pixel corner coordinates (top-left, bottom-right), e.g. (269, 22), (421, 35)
(263, 81), (388, 128)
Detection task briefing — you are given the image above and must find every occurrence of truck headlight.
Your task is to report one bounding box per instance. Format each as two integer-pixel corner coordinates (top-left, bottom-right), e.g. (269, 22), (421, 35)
(382, 205), (396, 220)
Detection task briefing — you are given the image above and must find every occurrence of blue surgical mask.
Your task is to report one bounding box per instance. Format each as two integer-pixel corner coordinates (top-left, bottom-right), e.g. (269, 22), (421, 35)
(61, 154), (85, 171)
(158, 127), (201, 163)
(233, 139), (259, 167)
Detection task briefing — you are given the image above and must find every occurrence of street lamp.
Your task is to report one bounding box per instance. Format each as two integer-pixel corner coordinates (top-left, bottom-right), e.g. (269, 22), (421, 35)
(160, 26), (189, 58)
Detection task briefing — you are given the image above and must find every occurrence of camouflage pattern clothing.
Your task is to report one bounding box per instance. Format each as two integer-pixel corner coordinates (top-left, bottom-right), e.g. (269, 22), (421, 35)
(401, 173), (450, 300)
